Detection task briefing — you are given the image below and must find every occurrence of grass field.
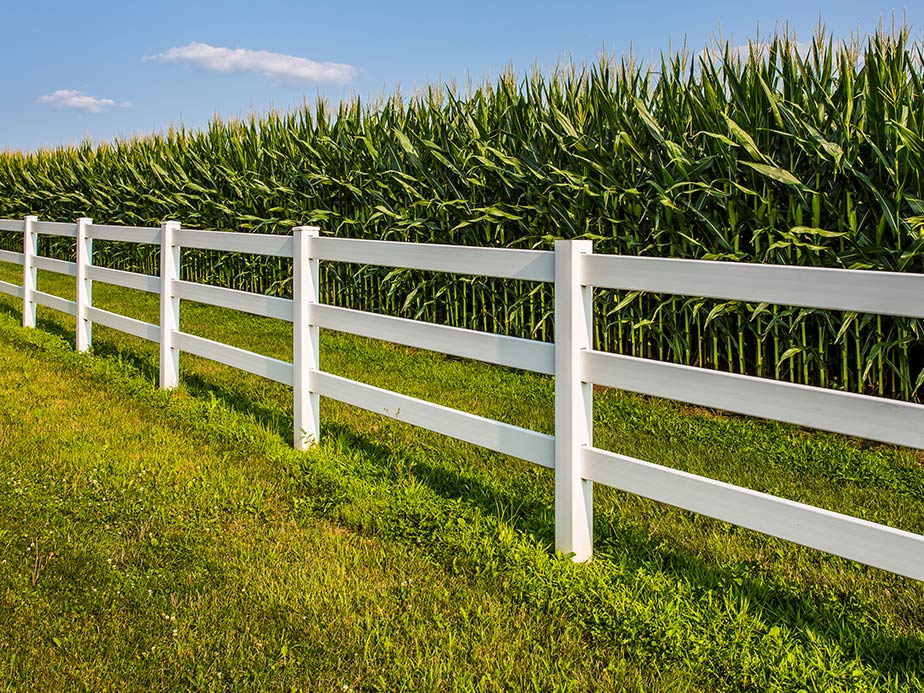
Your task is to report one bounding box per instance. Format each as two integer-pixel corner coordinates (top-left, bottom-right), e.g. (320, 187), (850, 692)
(2, 263), (924, 691)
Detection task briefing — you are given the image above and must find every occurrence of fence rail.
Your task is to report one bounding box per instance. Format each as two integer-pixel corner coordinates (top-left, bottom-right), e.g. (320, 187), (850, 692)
(311, 236), (555, 281)
(312, 304), (556, 375)
(583, 350), (924, 449)
(2, 215), (923, 581)
(86, 223), (160, 244)
(86, 265), (159, 294)
(584, 254), (924, 318)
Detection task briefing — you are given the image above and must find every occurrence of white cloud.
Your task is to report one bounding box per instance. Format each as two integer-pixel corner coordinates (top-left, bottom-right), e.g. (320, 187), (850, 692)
(146, 42), (356, 85)
(36, 89), (131, 113)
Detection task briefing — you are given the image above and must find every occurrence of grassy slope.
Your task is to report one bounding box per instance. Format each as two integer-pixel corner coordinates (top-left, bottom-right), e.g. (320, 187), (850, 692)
(0, 308), (652, 691)
(1, 263), (924, 691)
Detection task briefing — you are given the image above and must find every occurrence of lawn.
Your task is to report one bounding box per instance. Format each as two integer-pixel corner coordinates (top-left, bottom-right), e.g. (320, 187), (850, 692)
(1, 262), (923, 691)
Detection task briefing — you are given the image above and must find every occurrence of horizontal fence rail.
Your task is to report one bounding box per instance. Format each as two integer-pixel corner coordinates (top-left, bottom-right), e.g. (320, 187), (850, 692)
(311, 370), (556, 468)
(584, 254), (924, 319)
(583, 350), (924, 449)
(86, 223), (161, 244)
(312, 236), (555, 282)
(86, 266), (160, 294)
(86, 306), (159, 343)
(33, 256), (76, 277)
(0, 280), (23, 298)
(1, 215), (922, 582)
(582, 447), (924, 581)
(33, 220), (77, 237)
(173, 280), (294, 322)
(0, 249), (23, 265)
(313, 304), (555, 375)
(173, 331), (295, 386)
(175, 228), (294, 257)
(33, 290), (76, 316)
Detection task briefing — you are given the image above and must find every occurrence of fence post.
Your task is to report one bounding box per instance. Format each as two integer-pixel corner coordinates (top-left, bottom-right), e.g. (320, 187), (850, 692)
(22, 215), (37, 328)
(75, 217), (93, 352)
(554, 239), (594, 562)
(293, 226), (320, 449)
(159, 220), (181, 390)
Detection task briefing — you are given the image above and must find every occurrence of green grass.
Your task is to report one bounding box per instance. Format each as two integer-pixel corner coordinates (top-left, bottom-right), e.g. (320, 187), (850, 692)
(0, 289), (650, 691)
(2, 264), (924, 691)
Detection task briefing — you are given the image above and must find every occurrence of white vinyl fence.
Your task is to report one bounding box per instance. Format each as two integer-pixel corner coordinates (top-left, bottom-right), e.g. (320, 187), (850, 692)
(2, 215), (924, 580)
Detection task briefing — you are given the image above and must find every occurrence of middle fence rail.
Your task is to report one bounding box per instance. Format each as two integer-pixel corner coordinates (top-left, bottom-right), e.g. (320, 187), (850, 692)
(1, 215), (924, 580)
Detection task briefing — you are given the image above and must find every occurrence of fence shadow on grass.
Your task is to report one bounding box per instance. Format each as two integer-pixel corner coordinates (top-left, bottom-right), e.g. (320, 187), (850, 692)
(0, 299), (164, 389)
(104, 356), (924, 680)
(181, 371), (293, 445)
(306, 418), (924, 682)
(0, 301), (74, 345)
(89, 339), (160, 384)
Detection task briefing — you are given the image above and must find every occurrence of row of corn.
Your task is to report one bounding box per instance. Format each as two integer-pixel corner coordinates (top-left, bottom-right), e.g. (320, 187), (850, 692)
(1, 29), (922, 400)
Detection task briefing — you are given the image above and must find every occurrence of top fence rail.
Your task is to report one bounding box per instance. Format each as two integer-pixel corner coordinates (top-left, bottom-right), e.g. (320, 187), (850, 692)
(175, 228), (295, 257)
(33, 220), (78, 237)
(311, 237), (555, 282)
(86, 223), (161, 244)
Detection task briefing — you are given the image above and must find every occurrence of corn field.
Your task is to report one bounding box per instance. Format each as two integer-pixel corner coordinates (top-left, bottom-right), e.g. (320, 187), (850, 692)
(1, 29), (922, 401)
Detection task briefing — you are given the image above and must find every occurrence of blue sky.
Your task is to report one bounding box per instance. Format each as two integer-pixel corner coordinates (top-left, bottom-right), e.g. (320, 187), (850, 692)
(2, 0), (920, 152)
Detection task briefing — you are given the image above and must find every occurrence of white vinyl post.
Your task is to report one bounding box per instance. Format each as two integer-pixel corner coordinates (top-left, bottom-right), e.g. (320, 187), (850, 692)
(159, 221), (181, 390)
(75, 217), (93, 352)
(554, 239), (594, 562)
(22, 215), (37, 328)
(293, 226), (321, 449)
